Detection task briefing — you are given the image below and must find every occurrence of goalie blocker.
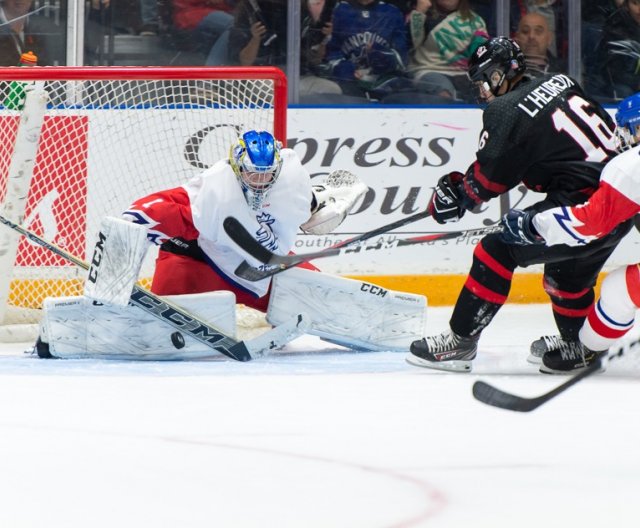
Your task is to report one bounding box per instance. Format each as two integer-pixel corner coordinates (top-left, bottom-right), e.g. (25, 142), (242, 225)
(83, 216), (150, 306)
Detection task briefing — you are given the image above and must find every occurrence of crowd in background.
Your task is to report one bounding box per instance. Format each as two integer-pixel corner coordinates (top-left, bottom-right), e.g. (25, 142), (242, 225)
(0, 0), (637, 104)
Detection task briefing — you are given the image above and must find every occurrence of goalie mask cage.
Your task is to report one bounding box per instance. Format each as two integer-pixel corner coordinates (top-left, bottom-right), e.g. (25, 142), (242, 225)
(0, 66), (287, 340)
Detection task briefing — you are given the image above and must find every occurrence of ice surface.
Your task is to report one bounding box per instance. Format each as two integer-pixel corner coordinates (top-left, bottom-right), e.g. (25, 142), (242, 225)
(1, 304), (639, 527)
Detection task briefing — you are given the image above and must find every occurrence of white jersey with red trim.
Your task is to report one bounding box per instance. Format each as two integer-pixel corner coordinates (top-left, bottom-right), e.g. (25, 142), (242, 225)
(125, 148), (313, 297)
(189, 149), (312, 296)
(533, 144), (640, 247)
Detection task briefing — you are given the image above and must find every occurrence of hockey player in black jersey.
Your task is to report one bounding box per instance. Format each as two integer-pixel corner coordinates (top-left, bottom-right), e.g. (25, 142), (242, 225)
(406, 36), (633, 374)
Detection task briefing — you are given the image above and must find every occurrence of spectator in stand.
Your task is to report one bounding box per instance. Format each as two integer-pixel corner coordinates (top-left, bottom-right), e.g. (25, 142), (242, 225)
(325, 0), (409, 102)
(407, 0), (488, 103)
(582, 0), (621, 84)
(0, 0), (64, 65)
(584, 0), (623, 25)
(172, 0), (236, 65)
(510, 0), (561, 58)
(469, 0), (495, 36)
(300, 0), (343, 97)
(594, 0), (640, 100)
(385, 0), (413, 16)
(229, 0), (344, 98)
(514, 11), (566, 76)
(228, 0), (287, 67)
(139, 0), (160, 36)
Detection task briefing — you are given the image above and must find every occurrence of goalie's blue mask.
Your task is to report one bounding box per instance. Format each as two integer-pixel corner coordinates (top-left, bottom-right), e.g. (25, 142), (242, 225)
(230, 130), (283, 211)
(615, 92), (640, 151)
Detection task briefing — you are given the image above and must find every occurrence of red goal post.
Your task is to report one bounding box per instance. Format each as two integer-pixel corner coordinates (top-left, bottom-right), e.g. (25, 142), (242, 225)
(0, 66), (287, 340)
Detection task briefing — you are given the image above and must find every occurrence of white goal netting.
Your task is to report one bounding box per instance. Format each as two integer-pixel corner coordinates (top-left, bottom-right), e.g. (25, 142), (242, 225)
(0, 66), (287, 340)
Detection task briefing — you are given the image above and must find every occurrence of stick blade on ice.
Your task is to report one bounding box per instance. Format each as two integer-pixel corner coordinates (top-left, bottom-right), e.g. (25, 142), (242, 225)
(472, 381), (543, 412)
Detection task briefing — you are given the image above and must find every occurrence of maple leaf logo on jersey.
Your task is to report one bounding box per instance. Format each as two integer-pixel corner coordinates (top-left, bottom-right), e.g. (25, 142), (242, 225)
(255, 212), (278, 252)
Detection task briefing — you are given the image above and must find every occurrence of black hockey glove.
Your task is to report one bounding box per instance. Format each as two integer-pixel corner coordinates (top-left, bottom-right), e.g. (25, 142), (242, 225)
(499, 209), (545, 245)
(428, 172), (466, 224)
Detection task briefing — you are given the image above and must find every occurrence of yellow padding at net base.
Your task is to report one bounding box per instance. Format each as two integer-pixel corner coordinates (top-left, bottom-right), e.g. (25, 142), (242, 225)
(7, 277), (154, 309)
(346, 273), (607, 307)
(7, 273), (606, 309)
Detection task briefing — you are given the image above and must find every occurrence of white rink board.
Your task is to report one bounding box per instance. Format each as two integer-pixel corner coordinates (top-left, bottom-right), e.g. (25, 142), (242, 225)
(71, 106), (638, 277)
(288, 106), (640, 275)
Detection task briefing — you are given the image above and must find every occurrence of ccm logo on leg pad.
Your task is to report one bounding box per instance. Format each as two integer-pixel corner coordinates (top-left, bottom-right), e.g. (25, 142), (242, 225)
(360, 284), (387, 297)
(87, 231), (107, 283)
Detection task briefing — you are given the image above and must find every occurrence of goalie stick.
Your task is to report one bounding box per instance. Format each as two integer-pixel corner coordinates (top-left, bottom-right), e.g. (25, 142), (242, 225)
(223, 214), (503, 281)
(0, 214), (306, 362)
(472, 339), (637, 412)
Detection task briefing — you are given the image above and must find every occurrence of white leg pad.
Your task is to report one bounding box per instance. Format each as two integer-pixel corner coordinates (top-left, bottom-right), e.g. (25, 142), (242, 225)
(84, 216), (150, 306)
(40, 291), (237, 360)
(267, 267), (427, 351)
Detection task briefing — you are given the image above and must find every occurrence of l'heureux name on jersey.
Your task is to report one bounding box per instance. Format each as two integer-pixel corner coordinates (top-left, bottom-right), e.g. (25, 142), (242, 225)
(517, 74), (575, 118)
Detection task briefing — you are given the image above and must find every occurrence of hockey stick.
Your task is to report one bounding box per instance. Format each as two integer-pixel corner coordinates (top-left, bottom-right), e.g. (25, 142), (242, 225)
(0, 214), (305, 362)
(224, 214), (502, 281)
(227, 208), (431, 263)
(472, 341), (635, 412)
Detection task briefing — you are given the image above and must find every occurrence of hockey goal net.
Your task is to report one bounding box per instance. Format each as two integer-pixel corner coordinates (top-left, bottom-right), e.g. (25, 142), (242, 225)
(0, 66), (287, 340)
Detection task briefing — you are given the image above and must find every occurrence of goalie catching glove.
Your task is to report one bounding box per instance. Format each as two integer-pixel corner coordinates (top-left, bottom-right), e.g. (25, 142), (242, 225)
(300, 170), (368, 235)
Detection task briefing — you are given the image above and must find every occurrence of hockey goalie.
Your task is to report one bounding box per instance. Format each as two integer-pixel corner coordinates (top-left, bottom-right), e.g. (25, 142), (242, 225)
(36, 130), (427, 360)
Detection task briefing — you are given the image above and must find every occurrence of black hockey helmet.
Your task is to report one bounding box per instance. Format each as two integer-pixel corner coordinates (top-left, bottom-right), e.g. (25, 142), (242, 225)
(467, 37), (526, 100)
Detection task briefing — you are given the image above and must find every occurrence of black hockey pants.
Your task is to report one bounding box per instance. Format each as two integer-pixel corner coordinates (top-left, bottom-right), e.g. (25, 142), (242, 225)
(449, 218), (633, 341)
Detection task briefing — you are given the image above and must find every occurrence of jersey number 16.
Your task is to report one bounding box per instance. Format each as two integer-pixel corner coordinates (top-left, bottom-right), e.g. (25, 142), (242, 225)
(552, 95), (616, 162)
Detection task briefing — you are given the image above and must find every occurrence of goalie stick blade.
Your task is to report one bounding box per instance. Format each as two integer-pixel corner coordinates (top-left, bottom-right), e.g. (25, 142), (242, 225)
(244, 312), (310, 356)
(472, 356), (605, 412)
(128, 289), (251, 362)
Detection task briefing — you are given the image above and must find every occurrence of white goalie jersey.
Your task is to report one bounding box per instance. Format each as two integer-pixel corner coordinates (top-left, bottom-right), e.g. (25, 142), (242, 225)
(184, 150), (313, 296)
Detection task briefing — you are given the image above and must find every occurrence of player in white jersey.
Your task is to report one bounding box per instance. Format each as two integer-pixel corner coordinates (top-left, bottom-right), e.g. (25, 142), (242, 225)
(35, 130), (429, 360)
(121, 130), (321, 308)
(500, 92), (640, 373)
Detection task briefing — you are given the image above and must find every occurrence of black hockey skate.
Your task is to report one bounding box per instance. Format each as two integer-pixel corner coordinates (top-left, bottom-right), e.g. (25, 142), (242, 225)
(528, 335), (564, 364)
(540, 340), (605, 374)
(407, 330), (479, 372)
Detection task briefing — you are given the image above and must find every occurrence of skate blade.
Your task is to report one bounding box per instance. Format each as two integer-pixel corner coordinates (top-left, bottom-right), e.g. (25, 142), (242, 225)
(539, 363), (607, 375)
(405, 353), (472, 373)
(526, 353), (542, 365)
